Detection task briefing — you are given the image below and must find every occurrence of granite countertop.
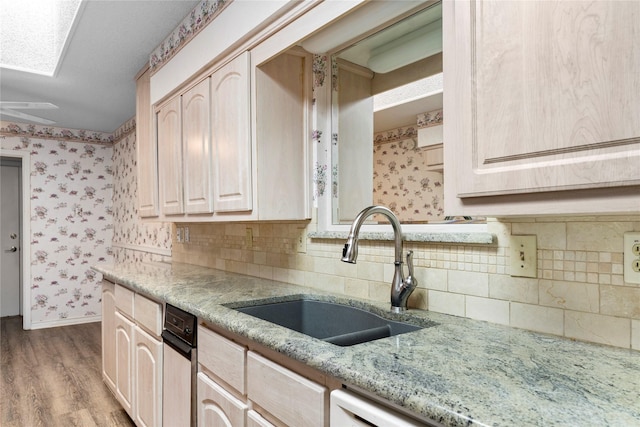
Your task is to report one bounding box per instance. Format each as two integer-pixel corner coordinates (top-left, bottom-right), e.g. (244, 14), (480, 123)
(93, 262), (640, 427)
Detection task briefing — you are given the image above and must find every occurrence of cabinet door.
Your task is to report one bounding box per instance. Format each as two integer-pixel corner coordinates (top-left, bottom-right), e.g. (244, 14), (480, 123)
(255, 48), (312, 220)
(197, 372), (248, 427)
(183, 78), (214, 214)
(136, 67), (159, 218)
(157, 96), (184, 215)
(210, 51), (253, 212)
(335, 59), (373, 222)
(444, 1), (640, 214)
(115, 311), (135, 417)
(134, 327), (163, 427)
(101, 281), (116, 393)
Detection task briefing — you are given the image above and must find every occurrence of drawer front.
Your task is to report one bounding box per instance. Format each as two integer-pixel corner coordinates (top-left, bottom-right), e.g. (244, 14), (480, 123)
(247, 351), (326, 427)
(199, 326), (246, 395)
(134, 293), (162, 337)
(115, 284), (134, 318)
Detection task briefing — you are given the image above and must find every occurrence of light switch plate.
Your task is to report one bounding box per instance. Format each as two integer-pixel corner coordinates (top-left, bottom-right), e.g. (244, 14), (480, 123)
(623, 232), (640, 284)
(509, 235), (537, 278)
(176, 227), (183, 243)
(296, 227), (307, 253)
(245, 228), (253, 249)
(184, 226), (190, 243)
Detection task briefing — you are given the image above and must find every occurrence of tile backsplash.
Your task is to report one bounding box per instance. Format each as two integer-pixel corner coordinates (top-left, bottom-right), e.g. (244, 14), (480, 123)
(172, 217), (640, 351)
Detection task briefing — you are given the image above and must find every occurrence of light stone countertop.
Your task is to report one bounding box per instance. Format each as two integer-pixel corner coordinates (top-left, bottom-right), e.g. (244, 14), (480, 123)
(93, 262), (640, 427)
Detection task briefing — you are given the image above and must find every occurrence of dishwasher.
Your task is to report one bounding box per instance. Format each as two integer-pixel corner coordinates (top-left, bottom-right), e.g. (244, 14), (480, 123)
(162, 303), (197, 427)
(331, 388), (444, 427)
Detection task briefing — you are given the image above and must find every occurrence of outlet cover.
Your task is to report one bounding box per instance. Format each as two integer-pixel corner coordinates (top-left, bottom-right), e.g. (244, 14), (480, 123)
(624, 232), (640, 285)
(176, 227), (183, 243)
(184, 226), (190, 243)
(509, 235), (537, 278)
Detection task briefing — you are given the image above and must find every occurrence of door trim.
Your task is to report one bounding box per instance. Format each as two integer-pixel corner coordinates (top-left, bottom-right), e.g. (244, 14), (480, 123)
(1, 150), (32, 330)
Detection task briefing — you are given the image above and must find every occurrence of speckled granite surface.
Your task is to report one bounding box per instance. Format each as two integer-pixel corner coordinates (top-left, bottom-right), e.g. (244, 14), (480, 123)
(94, 262), (640, 427)
(308, 230), (495, 244)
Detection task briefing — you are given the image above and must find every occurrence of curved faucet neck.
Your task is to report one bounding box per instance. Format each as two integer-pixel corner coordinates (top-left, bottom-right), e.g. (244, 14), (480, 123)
(346, 205), (404, 263)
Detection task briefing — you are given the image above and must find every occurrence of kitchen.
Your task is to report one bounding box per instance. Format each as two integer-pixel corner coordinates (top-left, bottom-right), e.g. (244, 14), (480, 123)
(1, 0), (639, 426)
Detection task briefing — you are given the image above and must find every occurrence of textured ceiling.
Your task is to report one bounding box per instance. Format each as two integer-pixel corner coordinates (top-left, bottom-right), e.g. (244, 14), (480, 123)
(0, 0), (199, 133)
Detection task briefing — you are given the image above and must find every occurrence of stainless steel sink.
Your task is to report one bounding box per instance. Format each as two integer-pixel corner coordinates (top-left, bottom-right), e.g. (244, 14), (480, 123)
(233, 299), (433, 346)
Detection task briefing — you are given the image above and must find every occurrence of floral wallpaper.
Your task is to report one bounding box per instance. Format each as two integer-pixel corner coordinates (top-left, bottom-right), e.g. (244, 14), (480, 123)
(1, 121), (115, 325)
(373, 109), (445, 222)
(150, 0), (232, 73)
(111, 130), (172, 264)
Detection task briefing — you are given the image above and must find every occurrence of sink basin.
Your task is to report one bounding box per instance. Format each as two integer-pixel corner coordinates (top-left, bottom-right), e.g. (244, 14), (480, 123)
(233, 299), (429, 346)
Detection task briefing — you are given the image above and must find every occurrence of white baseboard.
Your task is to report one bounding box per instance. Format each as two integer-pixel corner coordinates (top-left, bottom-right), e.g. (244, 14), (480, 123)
(29, 315), (101, 330)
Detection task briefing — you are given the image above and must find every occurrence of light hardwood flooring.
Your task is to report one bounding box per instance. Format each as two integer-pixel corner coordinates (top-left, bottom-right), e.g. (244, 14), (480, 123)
(1, 316), (135, 427)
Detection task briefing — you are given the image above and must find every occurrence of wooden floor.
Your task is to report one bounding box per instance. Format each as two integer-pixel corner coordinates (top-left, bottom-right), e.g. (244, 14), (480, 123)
(0, 316), (135, 427)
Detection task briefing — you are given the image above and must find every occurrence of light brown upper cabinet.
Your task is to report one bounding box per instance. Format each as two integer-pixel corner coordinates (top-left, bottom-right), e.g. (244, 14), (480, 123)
(151, 46), (312, 222)
(182, 78), (214, 214)
(444, 0), (640, 216)
(254, 48), (312, 221)
(157, 77), (215, 217)
(136, 68), (159, 218)
(157, 96), (183, 216)
(155, 54), (252, 219)
(211, 51), (252, 213)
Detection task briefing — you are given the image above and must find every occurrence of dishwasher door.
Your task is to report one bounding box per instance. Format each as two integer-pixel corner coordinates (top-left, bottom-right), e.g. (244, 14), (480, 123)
(162, 333), (196, 427)
(330, 389), (433, 427)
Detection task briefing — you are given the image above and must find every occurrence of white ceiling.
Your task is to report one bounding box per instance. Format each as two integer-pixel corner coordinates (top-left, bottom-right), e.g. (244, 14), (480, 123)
(0, 0), (199, 133)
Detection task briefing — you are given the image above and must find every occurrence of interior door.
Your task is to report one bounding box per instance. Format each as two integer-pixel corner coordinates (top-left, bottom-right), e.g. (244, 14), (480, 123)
(1, 158), (21, 317)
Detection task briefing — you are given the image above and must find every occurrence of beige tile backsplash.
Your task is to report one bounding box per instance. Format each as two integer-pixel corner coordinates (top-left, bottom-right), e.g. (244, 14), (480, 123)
(172, 216), (640, 351)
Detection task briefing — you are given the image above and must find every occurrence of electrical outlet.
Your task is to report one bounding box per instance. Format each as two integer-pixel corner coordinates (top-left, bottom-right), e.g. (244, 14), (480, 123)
(245, 228), (253, 249)
(176, 227), (183, 243)
(184, 226), (190, 243)
(624, 232), (640, 284)
(296, 227), (307, 253)
(509, 235), (537, 278)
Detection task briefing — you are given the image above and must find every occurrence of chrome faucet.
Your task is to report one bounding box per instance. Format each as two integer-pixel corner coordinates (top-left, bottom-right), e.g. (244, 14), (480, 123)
(341, 205), (417, 313)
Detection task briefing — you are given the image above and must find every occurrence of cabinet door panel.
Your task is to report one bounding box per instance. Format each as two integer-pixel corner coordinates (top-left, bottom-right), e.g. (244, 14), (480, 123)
(198, 372), (248, 427)
(157, 96), (184, 215)
(446, 1), (640, 199)
(115, 311), (135, 417)
(211, 51), (252, 212)
(183, 78), (214, 214)
(101, 281), (116, 393)
(256, 49), (312, 220)
(136, 68), (159, 218)
(336, 60), (373, 222)
(134, 328), (162, 427)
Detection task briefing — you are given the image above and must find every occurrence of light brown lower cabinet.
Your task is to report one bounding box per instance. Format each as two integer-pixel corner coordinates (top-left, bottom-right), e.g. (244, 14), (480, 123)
(197, 325), (330, 427)
(102, 280), (163, 427)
